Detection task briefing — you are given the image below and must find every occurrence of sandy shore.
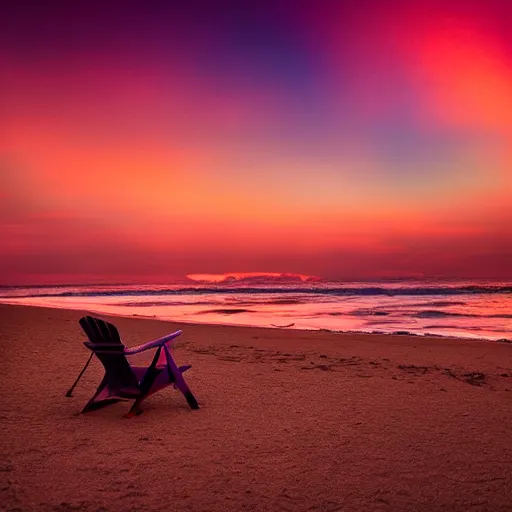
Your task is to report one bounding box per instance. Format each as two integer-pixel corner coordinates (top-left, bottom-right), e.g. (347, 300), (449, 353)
(1, 304), (511, 512)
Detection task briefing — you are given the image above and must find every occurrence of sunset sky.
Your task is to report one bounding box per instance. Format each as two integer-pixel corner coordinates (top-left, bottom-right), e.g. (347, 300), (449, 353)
(1, 0), (511, 284)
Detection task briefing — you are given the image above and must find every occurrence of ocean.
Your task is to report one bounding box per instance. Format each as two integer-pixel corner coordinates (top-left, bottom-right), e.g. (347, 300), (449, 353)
(0, 280), (510, 342)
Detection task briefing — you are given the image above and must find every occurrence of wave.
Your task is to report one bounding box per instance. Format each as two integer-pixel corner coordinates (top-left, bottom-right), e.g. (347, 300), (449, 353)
(223, 297), (306, 306)
(4, 284), (511, 299)
(115, 300), (218, 307)
(196, 308), (254, 315)
(423, 324), (485, 331)
(351, 309), (390, 316)
(427, 300), (467, 307)
(415, 310), (512, 319)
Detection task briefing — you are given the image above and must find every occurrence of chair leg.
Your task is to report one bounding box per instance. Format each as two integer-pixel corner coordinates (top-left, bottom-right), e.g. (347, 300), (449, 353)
(174, 374), (199, 409)
(164, 346), (199, 410)
(125, 347), (163, 418)
(182, 388), (199, 410)
(81, 379), (111, 413)
(82, 398), (122, 413)
(124, 398), (145, 418)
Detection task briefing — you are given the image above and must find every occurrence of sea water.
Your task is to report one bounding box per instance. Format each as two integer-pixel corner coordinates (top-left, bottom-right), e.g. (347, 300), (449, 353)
(0, 280), (510, 341)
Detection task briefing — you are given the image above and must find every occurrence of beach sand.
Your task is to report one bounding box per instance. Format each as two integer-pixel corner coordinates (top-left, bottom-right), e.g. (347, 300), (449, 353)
(1, 304), (511, 512)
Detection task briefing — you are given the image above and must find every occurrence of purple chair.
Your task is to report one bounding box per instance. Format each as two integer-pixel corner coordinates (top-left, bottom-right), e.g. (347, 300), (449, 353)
(67, 316), (199, 417)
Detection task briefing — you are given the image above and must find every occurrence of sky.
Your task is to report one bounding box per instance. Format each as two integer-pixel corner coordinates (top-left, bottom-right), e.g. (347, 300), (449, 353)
(1, 0), (511, 284)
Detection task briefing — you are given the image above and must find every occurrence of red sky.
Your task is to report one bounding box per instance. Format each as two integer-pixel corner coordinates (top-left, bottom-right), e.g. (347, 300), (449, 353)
(1, 0), (511, 284)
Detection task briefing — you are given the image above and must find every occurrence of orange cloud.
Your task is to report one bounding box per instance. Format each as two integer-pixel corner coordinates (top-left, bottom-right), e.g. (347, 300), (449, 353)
(186, 272), (321, 283)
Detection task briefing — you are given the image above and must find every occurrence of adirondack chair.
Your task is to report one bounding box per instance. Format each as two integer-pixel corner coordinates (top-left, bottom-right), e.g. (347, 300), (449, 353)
(67, 316), (199, 417)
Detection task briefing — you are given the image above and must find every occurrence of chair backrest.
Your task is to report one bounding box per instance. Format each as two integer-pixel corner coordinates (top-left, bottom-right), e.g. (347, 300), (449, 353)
(79, 316), (139, 395)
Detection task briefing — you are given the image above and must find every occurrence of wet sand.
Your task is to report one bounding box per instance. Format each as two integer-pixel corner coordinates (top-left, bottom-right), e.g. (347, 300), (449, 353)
(1, 304), (511, 511)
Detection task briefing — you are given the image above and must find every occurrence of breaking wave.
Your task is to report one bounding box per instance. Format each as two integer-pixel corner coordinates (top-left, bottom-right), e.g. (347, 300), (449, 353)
(415, 310), (512, 319)
(3, 284), (511, 299)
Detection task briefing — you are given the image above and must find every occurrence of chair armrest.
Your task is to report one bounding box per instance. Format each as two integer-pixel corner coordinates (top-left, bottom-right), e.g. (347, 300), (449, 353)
(83, 342), (126, 353)
(124, 330), (182, 355)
